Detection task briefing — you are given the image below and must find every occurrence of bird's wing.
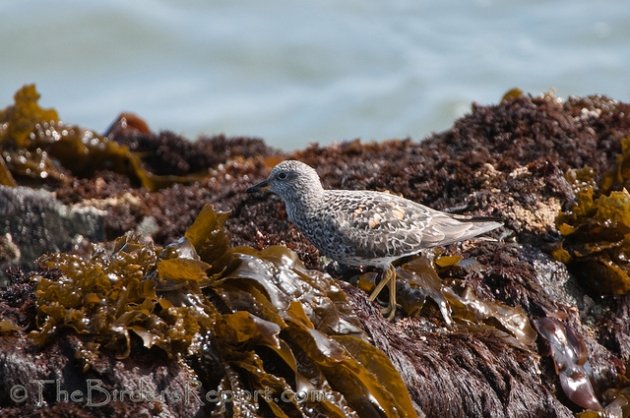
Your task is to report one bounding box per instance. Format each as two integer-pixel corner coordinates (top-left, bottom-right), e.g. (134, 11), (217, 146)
(418, 210), (501, 246)
(325, 191), (500, 259)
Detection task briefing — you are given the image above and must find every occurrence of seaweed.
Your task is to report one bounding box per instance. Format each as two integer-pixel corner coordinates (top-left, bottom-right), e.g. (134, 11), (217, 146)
(445, 286), (537, 349)
(360, 255), (537, 349)
(387, 256), (453, 325)
(0, 154), (16, 186)
(551, 136), (630, 415)
(601, 134), (630, 194)
(578, 384), (630, 417)
(31, 204), (418, 417)
(577, 375), (630, 418)
(0, 319), (20, 334)
(0, 84), (60, 146)
(554, 157), (630, 295)
(30, 232), (216, 358)
(534, 316), (603, 411)
(0, 85), (196, 190)
(501, 87), (525, 102)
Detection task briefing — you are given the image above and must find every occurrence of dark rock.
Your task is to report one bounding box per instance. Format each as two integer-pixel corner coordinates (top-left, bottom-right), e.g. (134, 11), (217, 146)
(0, 334), (203, 417)
(0, 186), (105, 282)
(2, 92), (630, 416)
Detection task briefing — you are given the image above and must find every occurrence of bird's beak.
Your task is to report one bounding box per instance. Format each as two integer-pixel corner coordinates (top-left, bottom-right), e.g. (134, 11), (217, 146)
(246, 179), (270, 193)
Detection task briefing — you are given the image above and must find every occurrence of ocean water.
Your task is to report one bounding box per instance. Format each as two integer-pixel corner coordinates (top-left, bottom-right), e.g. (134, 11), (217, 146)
(1, 0), (629, 150)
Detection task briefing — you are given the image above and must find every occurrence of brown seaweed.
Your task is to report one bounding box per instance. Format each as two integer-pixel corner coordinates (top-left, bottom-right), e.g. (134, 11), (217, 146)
(534, 316), (603, 411)
(555, 166), (630, 295)
(5, 87), (630, 416)
(359, 255), (537, 349)
(30, 204), (418, 417)
(0, 85), (196, 190)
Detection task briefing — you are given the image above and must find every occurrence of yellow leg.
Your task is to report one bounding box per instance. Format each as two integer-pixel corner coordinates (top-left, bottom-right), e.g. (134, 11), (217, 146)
(368, 268), (390, 301)
(367, 264), (398, 320)
(386, 269), (397, 320)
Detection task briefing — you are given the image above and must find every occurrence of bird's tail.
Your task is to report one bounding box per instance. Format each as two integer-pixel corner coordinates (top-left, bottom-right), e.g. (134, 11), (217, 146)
(427, 213), (503, 247)
(449, 214), (503, 237)
(463, 220), (503, 240)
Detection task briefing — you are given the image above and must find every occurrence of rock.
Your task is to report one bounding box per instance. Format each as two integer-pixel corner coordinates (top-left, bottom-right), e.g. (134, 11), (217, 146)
(2, 91), (630, 416)
(0, 186), (105, 282)
(0, 334), (203, 417)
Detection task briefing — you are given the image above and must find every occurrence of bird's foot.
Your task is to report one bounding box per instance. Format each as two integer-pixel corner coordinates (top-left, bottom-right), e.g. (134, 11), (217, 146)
(381, 304), (396, 320)
(368, 264), (398, 320)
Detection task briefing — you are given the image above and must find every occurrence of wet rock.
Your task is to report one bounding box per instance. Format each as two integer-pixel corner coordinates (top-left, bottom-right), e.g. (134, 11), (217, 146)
(0, 234), (21, 276)
(2, 89), (630, 416)
(342, 284), (574, 417)
(0, 186), (105, 281)
(0, 334), (203, 417)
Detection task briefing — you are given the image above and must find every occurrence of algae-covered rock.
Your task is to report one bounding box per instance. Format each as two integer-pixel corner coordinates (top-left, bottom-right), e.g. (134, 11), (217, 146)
(2, 86), (630, 417)
(13, 205), (419, 417)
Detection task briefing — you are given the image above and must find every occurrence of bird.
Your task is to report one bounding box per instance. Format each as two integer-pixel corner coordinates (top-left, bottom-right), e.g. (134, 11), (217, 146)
(247, 160), (501, 319)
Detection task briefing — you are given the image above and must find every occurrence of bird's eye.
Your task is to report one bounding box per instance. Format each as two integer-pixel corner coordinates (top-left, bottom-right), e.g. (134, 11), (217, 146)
(277, 172), (288, 180)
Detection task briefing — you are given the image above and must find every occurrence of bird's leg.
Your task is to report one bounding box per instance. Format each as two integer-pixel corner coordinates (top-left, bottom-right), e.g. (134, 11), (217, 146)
(368, 264), (398, 320)
(368, 268), (390, 302)
(386, 264), (397, 320)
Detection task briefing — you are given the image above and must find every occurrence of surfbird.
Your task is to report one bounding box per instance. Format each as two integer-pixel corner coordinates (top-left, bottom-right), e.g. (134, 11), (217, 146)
(247, 160), (502, 319)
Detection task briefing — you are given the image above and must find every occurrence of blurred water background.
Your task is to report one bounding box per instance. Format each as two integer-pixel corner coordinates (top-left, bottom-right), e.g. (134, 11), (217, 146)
(1, 0), (629, 150)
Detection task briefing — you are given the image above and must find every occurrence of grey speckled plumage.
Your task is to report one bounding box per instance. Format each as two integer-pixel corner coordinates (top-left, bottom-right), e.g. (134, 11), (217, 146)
(247, 160), (502, 319)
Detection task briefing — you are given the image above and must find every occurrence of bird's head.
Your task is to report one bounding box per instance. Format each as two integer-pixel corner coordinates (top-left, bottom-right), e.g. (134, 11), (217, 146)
(246, 160), (323, 203)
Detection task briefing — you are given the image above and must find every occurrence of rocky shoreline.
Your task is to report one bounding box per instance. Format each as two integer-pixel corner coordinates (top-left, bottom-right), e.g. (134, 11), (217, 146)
(1, 86), (630, 417)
